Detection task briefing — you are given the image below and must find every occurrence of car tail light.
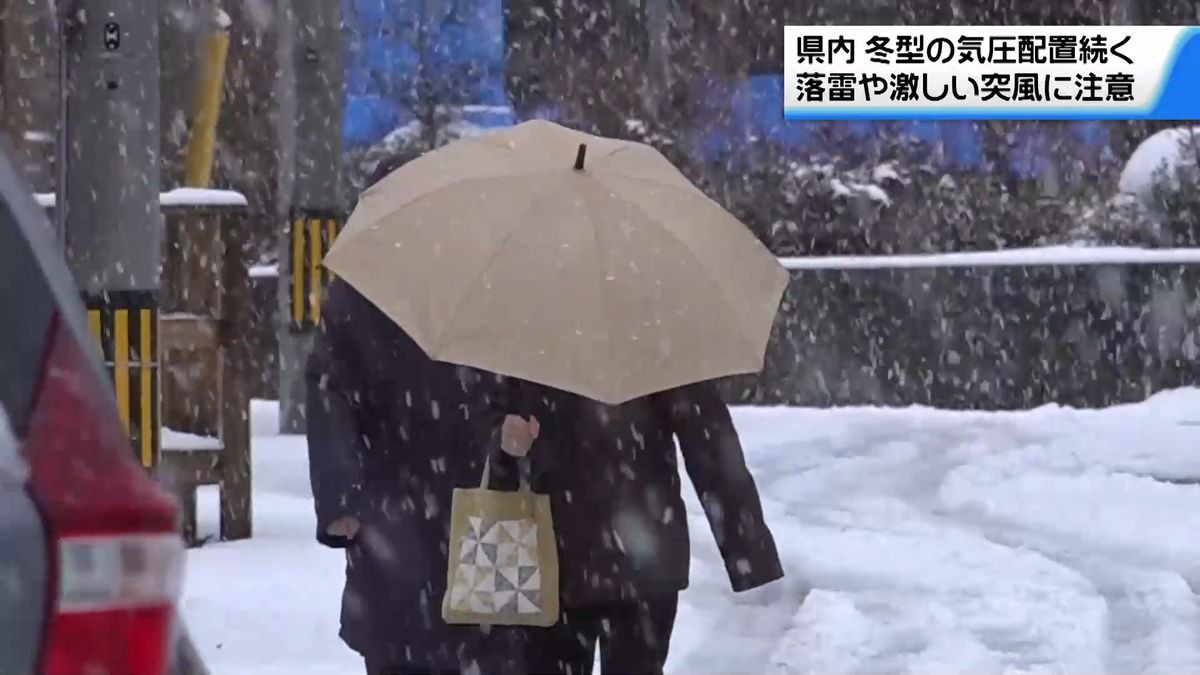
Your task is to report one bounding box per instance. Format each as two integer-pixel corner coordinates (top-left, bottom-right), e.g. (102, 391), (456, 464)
(25, 315), (183, 675)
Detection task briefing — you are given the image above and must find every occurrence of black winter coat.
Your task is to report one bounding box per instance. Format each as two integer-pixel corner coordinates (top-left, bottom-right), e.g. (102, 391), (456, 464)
(487, 378), (784, 608)
(306, 279), (523, 672)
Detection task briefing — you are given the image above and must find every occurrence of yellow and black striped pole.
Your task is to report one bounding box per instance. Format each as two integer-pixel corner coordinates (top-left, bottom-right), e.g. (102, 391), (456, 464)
(288, 209), (340, 331)
(84, 291), (159, 470)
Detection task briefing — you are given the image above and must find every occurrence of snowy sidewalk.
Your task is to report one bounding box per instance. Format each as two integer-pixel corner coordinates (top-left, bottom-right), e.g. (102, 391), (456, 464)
(183, 393), (1200, 674)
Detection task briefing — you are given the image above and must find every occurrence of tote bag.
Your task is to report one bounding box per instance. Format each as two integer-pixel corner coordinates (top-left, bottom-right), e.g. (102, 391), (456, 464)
(442, 459), (559, 627)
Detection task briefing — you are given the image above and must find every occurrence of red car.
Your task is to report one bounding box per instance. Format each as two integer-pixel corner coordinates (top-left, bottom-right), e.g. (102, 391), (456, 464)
(0, 148), (205, 674)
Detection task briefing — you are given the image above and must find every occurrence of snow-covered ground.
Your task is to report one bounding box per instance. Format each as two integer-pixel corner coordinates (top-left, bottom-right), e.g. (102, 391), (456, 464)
(184, 393), (1200, 674)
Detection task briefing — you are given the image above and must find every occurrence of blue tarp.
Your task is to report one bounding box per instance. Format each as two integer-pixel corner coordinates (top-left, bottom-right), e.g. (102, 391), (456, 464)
(342, 0), (510, 145)
(341, 2), (1114, 180)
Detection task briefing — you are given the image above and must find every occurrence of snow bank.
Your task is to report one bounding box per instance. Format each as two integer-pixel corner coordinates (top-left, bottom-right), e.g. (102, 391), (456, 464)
(779, 245), (1200, 269)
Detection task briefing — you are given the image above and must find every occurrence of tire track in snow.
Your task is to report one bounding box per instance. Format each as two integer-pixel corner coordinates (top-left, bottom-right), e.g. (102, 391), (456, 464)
(940, 510), (1200, 675)
(931, 427), (1200, 667)
(667, 404), (1200, 673)
(740, 418), (1105, 672)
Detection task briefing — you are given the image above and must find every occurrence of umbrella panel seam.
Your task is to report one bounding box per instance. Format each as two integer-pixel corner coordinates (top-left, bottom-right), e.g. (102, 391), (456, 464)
(590, 173), (770, 365)
(429, 174), (569, 357)
(579, 179), (620, 404)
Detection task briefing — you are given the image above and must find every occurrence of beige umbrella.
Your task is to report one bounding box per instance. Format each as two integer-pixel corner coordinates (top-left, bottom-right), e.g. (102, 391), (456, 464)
(323, 119), (788, 405)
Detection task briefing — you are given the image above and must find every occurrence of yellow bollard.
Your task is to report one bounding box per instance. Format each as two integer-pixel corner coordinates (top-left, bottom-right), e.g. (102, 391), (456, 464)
(183, 10), (230, 188)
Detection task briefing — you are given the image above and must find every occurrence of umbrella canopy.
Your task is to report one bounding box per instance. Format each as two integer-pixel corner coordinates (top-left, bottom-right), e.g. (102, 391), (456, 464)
(324, 119), (788, 405)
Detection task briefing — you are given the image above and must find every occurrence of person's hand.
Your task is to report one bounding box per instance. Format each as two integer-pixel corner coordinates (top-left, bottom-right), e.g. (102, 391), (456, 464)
(500, 415), (540, 457)
(326, 516), (360, 540)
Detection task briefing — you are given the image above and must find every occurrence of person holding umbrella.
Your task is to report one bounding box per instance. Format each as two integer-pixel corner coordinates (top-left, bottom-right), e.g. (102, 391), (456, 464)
(306, 156), (525, 675)
(322, 120), (791, 675)
(488, 375), (783, 674)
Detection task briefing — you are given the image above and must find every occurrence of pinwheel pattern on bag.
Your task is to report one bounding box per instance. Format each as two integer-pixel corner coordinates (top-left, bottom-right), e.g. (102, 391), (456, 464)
(448, 516), (543, 616)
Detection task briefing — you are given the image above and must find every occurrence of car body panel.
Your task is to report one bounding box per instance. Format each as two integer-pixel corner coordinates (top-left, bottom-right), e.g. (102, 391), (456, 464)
(0, 147), (208, 675)
(0, 405), (46, 675)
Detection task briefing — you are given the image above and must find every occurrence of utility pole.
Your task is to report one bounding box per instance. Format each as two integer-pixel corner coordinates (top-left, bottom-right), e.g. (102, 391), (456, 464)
(60, 0), (162, 469)
(1, 0), (59, 193)
(279, 0), (343, 433)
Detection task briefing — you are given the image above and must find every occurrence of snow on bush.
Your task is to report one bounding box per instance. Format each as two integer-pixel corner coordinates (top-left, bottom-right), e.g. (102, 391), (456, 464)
(1070, 127), (1200, 247)
(759, 142), (1078, 256)
(1119, 126), (1200, 199)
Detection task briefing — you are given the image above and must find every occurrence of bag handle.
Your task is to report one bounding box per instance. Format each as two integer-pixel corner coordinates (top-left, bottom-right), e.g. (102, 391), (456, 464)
(479, 456), (532, 493)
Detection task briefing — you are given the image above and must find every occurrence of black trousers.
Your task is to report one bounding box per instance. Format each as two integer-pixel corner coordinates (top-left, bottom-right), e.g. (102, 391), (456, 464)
(364, 658), (459, 675)
(525, 596), (680, 675)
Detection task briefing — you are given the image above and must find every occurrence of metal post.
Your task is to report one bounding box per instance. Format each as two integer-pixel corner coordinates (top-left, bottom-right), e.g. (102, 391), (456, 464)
(279, 0), (343, 433)
(1, 0), (59, 193)
(61, 0), (162, 469)
(183, 6), (230, 188)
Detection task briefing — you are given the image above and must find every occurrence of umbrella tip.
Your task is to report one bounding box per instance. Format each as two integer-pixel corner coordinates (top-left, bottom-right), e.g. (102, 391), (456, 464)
(574, 143), (587, 171)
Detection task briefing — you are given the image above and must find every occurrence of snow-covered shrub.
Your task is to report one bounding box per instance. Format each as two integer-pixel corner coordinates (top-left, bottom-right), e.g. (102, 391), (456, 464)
(1063, 193), (1162, 246)
(1150, 158), (1200, 246)
(1069, 127), (1200, 247)
(711, 130), (1088, 256)
(1119, 127), (1200, 202)
(1130, 128), (1200, 246)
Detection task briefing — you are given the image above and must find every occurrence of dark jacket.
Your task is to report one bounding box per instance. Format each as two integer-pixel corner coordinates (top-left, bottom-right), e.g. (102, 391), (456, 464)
(306, 279), (522, 672)
(487, 378), (784, 607)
